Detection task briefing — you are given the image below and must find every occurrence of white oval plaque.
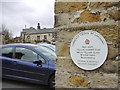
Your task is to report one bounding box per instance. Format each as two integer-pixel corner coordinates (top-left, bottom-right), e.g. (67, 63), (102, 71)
(70, 30), (108, 70)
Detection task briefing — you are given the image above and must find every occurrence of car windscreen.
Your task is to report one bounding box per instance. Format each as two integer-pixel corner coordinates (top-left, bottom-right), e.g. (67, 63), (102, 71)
(34, 46), (56, 60)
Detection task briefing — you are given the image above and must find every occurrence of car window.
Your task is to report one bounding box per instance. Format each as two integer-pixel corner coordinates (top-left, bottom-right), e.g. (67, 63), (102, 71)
(38, 55), (46, 64)
(2, 47), (13, 58)
(15, 47), (46, 64)
(15, 47), (38, 62)
(34, 46), (56, 60)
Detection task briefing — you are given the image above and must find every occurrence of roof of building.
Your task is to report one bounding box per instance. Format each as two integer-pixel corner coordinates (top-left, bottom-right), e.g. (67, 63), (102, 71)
(22, 28), (54, 34)
(14, 37), (21, 40)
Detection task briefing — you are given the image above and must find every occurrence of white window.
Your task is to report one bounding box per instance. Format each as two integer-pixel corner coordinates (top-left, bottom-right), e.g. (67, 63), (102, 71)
(37, 36), (40, 40)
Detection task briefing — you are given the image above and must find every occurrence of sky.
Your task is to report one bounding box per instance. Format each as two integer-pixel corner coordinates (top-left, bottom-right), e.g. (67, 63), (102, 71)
(0, 0), (55, 37)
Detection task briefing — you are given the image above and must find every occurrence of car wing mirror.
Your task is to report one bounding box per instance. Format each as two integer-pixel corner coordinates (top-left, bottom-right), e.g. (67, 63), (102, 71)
(33, 59), (42, 67)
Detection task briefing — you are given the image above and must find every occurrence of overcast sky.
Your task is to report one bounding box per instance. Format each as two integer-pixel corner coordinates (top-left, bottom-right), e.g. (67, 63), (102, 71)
(0, 0), (55, 37)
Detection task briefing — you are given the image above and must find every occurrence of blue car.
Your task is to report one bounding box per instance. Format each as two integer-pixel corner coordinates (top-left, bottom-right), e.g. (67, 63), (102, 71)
(0, 43), (55, 88)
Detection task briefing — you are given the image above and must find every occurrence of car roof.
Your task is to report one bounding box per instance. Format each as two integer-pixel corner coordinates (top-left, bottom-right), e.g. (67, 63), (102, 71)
(1, 43), (38, 47)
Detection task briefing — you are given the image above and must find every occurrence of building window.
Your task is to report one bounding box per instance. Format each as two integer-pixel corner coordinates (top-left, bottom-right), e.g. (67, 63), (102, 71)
(37, 36), (40, 40)
(44, 35), (47, 40)
(27, 36), (30, 39)
(52, 33), (55, 38)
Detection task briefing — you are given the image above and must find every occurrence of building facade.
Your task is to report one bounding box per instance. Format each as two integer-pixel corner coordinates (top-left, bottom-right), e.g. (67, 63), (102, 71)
(21, 24), (55, 44)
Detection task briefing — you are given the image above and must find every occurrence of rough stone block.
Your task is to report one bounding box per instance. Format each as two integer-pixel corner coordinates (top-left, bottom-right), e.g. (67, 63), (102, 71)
(56, 42), (70, 57)
(73, 10), (101, 23)
(100, 60), (118, 73)
(55, 2), (88, 14)
(69, 75), (89, 87)
(107, 45), (118, 59)
(89, 2), (119, 9)
(108, 9), (120, 21)
(55, 13), (72, 27)
(89, 73), (118, 88)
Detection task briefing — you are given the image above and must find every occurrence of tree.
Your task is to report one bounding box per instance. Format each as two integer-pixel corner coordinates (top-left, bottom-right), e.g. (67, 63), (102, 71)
(1, 24), (13, 44)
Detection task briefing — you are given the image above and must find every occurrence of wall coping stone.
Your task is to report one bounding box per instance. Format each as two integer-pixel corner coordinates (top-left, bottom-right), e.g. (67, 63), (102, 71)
(55, 21), (118, 31)
(56, 0), (119, 2)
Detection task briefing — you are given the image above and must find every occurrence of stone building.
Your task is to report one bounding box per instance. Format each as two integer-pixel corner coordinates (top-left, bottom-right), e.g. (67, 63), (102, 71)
(21, 23), (55, 44)
(55, 0), (119, 89)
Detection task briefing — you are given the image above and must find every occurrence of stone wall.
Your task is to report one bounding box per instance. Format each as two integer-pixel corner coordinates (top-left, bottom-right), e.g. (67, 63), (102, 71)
(55, 0), (119, 89)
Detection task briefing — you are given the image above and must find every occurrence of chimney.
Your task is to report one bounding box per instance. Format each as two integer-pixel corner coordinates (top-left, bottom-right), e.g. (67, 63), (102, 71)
(25, 25), (26, 29)
(37, 23), (41, 29)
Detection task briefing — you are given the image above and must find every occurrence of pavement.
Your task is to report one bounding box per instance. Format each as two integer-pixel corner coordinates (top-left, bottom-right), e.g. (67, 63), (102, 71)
(1, 78), (50, 90)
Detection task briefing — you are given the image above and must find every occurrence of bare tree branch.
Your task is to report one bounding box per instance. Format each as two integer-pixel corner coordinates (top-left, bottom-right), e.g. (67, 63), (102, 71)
(2, 24), (13, 44)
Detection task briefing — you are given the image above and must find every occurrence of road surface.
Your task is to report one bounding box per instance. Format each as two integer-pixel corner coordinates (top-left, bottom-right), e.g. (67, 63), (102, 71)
(1, 78), (50, 90)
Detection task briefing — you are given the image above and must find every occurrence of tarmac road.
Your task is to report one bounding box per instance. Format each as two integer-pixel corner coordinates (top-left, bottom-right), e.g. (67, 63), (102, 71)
(1, 78), (50, 90)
